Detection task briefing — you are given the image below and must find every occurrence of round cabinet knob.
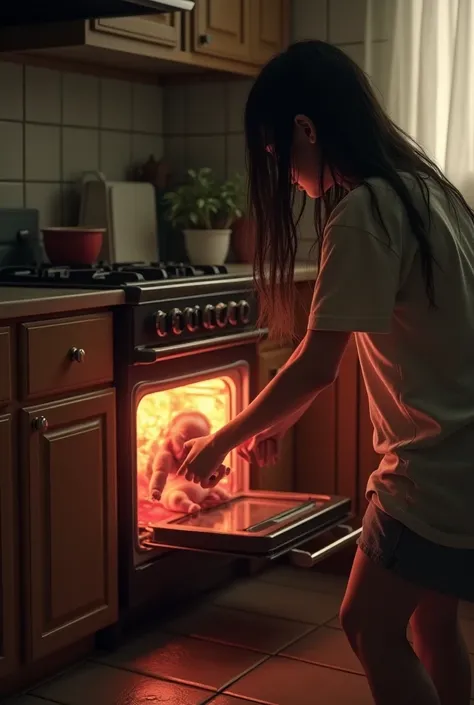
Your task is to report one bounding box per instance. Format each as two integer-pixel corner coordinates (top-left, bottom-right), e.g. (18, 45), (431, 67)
(169, 308), (185, 336)
(69, 347), (85, 363)
(32, 416), (48, 432)
(203, 304), (217, 330)
(154, 310), (168, 338)
(238, 299), (251, 324)
(199, 33), (212, 45)
(215, 302), (228, 328)
(227, 301), (238, 326)
(184, 306), (200, 333)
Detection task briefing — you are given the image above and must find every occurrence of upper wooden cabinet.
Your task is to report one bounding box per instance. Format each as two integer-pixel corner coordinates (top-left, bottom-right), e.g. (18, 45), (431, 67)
(250, 0), (290, 65)
(92, 12), (182, 50)
(193, 0), (251, 61)
(0, 0), (290, 76)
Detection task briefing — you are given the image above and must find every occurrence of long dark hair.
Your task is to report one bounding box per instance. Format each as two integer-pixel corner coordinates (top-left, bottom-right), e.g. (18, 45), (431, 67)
(245, 40), (474, 339)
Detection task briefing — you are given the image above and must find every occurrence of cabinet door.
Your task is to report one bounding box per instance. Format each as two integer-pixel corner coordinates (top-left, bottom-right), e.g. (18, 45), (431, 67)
(0, 415), (18, 678)
(22, 390), (118, 661)
(250, 0), (290, 65)
(93, 13), (181, 49)
(194, 0), (251, 61)
(251, 343), (294, 491)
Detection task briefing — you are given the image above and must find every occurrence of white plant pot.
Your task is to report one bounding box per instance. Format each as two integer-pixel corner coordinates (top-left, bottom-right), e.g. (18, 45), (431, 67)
(183, 229), (231, 266)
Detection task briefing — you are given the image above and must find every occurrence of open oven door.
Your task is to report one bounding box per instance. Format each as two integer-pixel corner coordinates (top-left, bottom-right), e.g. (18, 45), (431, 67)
(144, 490), (362, 567)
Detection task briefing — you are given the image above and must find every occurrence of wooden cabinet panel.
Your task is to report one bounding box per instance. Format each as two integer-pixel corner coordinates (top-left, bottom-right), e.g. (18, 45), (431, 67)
(0, 327), (12, 405)
(250, 0), (290, 64)
(194, 0), (251, 61)
(22, 390), (118, 661)
(93, 13), (182, 49)
(0, 414), (18, 678)
(252, 343), (294, 491)
(20, 313), (113, 400)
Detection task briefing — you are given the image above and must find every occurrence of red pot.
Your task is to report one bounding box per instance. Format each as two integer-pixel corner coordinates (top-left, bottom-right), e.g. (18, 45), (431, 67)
(231, 217), (256, 264)
(42, 227), (105, 266)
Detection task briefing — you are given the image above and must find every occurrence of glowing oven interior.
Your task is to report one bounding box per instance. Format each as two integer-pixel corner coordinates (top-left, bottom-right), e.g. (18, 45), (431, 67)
(136, 375), (243, 550)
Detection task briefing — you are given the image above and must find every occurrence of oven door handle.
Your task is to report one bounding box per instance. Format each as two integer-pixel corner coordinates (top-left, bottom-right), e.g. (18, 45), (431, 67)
(289, 525), (362, 568)
(133, 328), (269, 364)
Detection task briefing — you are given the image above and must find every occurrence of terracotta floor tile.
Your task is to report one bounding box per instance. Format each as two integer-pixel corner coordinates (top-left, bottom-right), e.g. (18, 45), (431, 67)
(165, 602), (314, 654)
(281, 625), (363, 674)
(5, 698), (59, 705)
(213, 578), (341, 625)
(96, 629), (266, 691)
(470, 654), (474, 700)
(208, 698), (261, 705)
(227, 655), (372, 705)
(258, 566), (348, 597)
(32, 661), (210, 705)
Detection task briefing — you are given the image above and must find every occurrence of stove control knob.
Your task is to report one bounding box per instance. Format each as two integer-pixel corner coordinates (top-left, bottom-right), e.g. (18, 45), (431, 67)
(170, 308), (185, 335)
(203, 304), (217, 330)
(238, 299), (251, 325)
(154, 310), (168, 338)
(184, 305), (200, 333)
(215, 302), (228, 328)
(227, 301), (238, 326)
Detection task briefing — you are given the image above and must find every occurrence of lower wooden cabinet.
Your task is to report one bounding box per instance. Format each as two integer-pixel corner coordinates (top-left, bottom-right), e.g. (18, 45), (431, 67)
(252, 341), (294, 491)
(0, 414), (19, 678)
(21, 389), (118, 661)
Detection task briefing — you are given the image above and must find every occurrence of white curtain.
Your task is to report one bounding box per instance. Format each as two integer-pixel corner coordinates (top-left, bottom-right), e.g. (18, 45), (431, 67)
(387, 0), (474, 202)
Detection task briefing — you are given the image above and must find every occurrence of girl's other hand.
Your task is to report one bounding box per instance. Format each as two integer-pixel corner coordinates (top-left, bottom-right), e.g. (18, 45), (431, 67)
(176, 434), (231, 488)
(238, 431), (282, 467)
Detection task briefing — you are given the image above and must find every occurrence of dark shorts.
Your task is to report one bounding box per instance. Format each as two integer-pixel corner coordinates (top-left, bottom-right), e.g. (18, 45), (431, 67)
(359, 500), (474, 603)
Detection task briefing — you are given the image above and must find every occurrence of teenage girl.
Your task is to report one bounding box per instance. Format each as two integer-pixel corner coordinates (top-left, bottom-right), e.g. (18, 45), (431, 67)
(177, 40), (474, 705)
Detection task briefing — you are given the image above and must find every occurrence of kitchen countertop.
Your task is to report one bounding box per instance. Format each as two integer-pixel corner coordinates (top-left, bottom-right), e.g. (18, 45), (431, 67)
(226, 262), (318, 282)
(0, 287), (126, 320)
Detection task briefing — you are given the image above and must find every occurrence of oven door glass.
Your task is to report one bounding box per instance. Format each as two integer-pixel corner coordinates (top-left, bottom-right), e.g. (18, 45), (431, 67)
(143, 490), (353, 559)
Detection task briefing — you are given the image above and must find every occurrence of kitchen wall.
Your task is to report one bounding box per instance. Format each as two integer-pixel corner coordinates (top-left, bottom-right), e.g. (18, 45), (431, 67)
(0, 61), (163, 226)
(0, 0), (392, 244)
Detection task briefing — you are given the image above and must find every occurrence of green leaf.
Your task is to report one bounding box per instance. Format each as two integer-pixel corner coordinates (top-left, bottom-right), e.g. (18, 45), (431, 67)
(189, 212), (199, 225)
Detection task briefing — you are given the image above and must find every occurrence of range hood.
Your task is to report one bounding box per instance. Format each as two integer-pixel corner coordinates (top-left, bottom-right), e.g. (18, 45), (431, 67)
(0, 0), (194, 27)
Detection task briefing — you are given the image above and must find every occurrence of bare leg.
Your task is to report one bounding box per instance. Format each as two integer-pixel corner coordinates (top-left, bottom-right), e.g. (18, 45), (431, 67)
(340, 548), (441, 705)
(165, 490), (200, 514)
(410, 593), (471, 705)
(201, 486), (230, 509)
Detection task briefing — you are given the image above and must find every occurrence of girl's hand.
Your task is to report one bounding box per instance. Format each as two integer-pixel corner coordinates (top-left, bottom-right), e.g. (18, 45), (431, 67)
(238, 431), (282, 467)
(176, 434), (231, 488)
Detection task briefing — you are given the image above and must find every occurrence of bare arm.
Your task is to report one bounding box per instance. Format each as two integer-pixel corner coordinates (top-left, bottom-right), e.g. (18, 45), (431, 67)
(214, 329), (351, 454)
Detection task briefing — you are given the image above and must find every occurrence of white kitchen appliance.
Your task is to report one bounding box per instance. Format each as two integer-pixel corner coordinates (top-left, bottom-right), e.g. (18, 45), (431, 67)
(79, 171), (159, 264)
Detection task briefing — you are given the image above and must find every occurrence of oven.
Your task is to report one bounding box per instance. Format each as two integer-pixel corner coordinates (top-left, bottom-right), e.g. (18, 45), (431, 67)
(113, 276), (362, 613)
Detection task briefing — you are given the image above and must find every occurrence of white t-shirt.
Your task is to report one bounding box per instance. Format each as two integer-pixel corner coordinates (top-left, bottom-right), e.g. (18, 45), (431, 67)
(307, 174), (474, 548)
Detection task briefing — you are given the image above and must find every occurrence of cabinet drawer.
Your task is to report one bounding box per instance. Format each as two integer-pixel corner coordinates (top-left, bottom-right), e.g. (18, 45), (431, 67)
(20, 314), (113, 399)
(0, 327), (12, 405)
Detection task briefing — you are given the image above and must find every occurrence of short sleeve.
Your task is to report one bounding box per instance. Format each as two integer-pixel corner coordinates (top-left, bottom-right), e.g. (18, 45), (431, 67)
(307, 185), (402, 334)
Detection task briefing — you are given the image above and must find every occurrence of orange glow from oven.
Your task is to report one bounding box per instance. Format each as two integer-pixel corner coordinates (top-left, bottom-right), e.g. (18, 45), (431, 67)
(136, 377), (237, 536)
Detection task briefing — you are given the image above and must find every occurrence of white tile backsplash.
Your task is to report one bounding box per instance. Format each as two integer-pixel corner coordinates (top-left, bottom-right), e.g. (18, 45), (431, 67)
(0, 121), (23, 180)
(185, 135), (226, 180)
(163, 84), (186, 136)
(226, 133), (246, 178)
(185, 82), (227, 135)
(101, 78), (132, 130)
(25, 124), (61, 181)
(0, 62), (23, 121)
(25, 183), (62, 227)
(62, 127), (100, 182)
(100, 130), (132, 180)
(164, 135), (186, 180)
(292, 0), (328, 41)
(226, 79), (253, 133)
(62, 72), (100, 127)
(25, 66), (61, 124)
(131, 133), (164, 168)
(132, 82), (163, 134)
(0, 183), (24, 208)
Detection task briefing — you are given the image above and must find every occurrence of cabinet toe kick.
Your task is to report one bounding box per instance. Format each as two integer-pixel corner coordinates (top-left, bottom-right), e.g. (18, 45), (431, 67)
(289, 522), (362, 569)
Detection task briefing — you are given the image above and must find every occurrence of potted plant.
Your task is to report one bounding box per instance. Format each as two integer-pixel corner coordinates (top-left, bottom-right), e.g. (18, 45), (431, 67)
(163, 168), (245, 265)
